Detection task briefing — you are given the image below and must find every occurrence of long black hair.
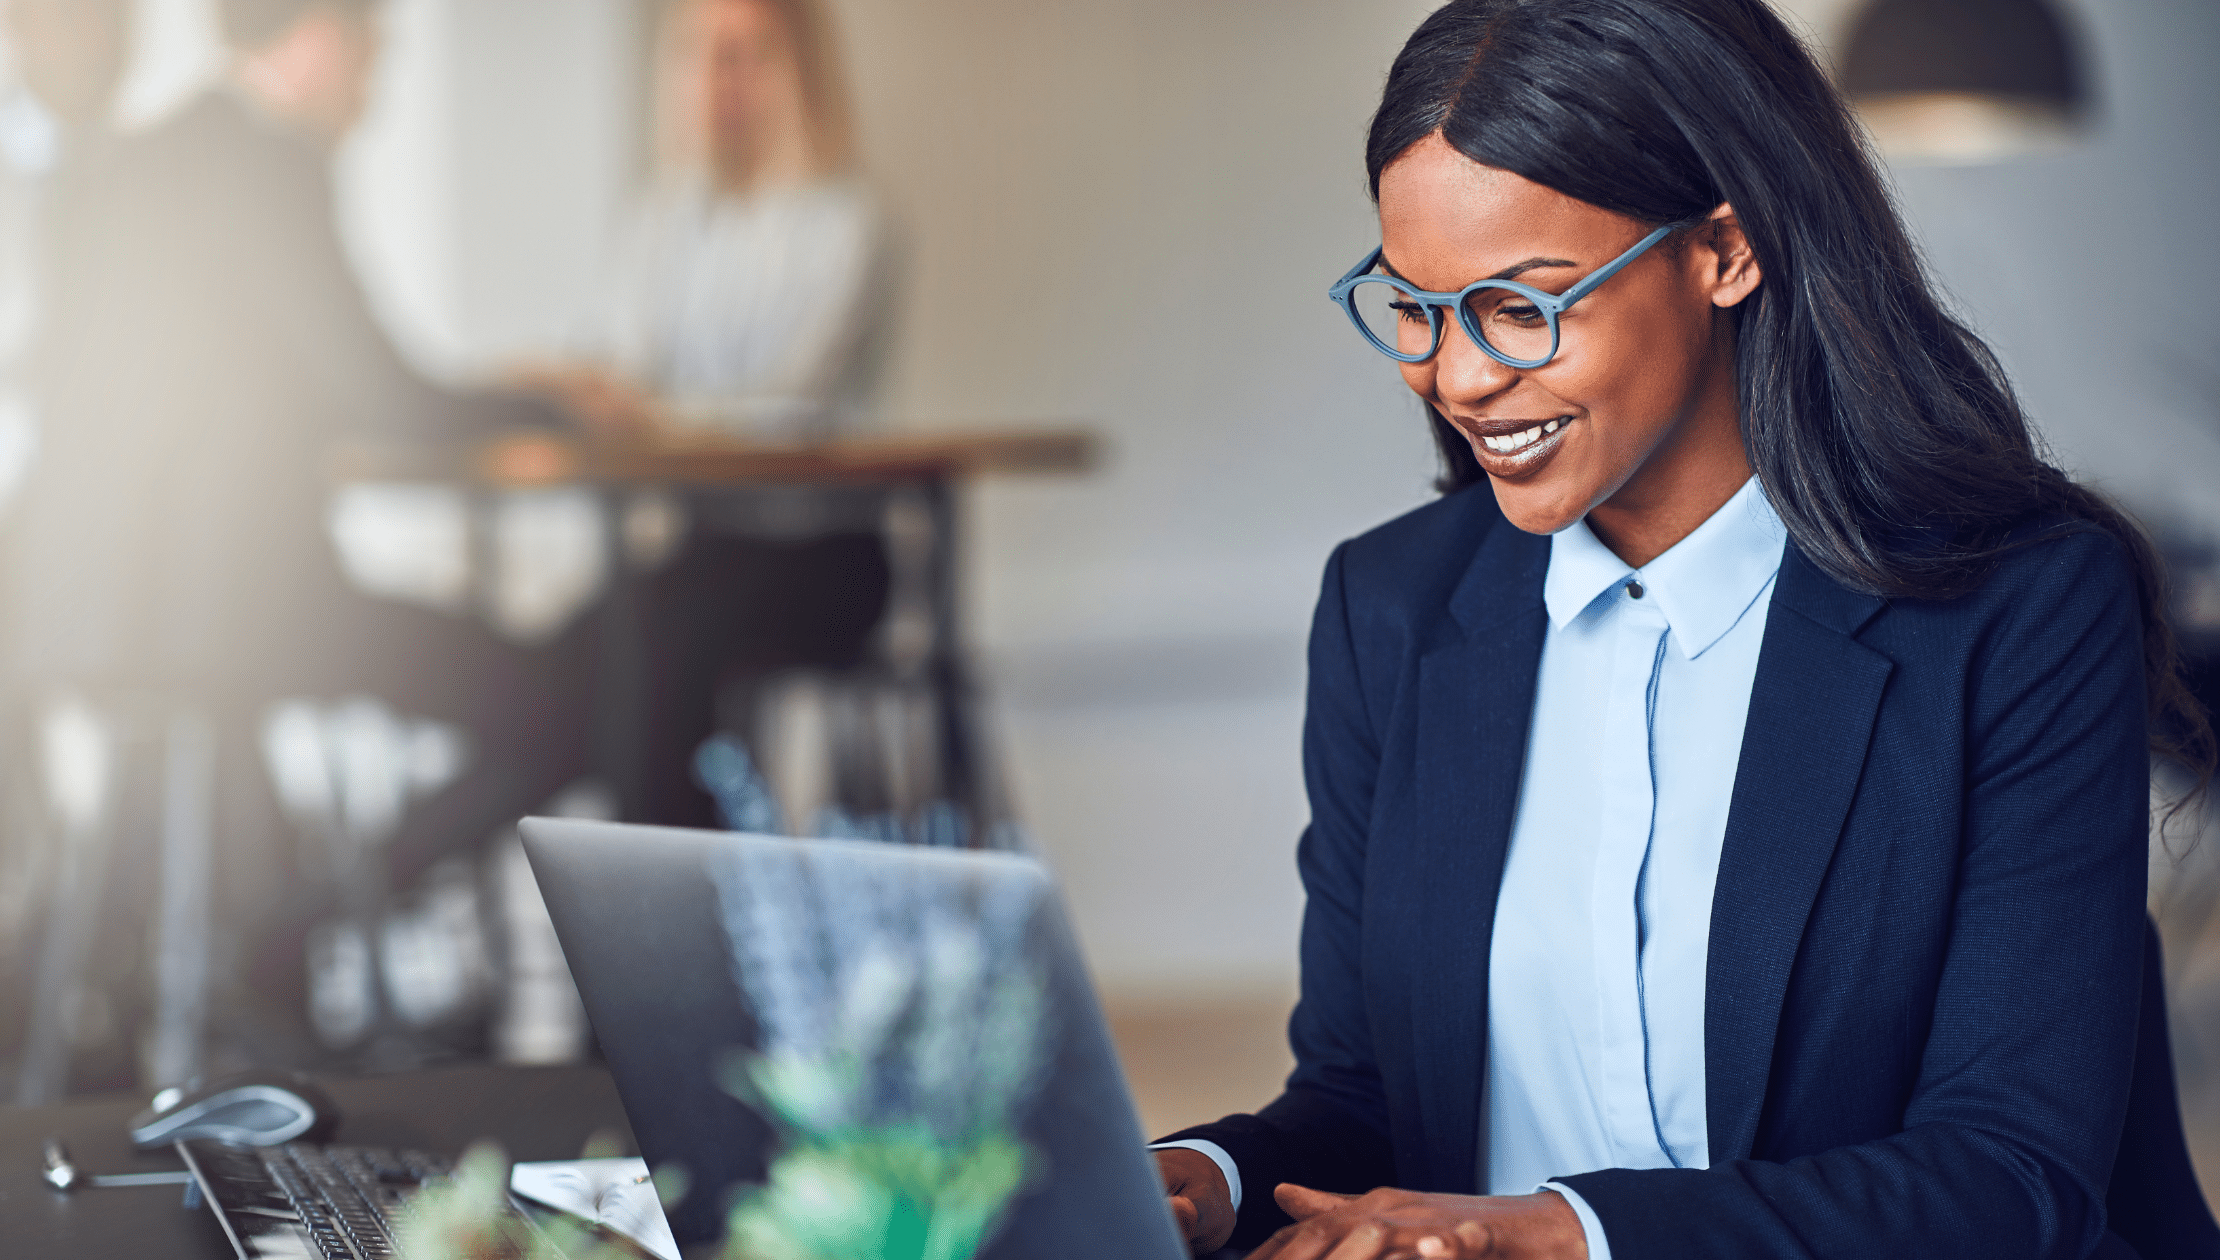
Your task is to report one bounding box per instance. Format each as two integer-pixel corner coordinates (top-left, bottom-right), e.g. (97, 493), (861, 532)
(1369, 0), (2213, 804)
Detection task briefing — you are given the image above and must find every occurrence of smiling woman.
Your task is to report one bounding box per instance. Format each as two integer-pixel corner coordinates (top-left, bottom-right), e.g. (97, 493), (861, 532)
(1144, 2), (2220, 1259)
(1365, 148), (1757, 567)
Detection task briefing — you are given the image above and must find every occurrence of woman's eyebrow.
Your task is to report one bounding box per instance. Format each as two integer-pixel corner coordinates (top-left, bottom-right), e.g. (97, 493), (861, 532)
(1489, 256), (1579, 281)
(1377, 253), (1581, 287)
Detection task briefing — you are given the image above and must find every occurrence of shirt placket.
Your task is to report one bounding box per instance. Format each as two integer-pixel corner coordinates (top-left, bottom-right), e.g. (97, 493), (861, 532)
(1588, 588), (1672, 1167)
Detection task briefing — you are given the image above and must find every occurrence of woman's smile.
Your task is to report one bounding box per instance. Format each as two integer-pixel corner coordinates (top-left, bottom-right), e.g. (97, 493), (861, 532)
(1465, 414), (1571, 454)
(1457, 414), (1572, 471)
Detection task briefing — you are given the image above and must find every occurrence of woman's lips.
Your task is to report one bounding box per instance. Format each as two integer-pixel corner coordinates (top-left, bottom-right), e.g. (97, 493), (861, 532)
(1463, 416), (1572, 471)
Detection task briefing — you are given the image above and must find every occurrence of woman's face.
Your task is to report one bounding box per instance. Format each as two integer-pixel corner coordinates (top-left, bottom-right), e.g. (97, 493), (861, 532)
(1376, 134), (1760, 547)
(693, 0), (802, 154)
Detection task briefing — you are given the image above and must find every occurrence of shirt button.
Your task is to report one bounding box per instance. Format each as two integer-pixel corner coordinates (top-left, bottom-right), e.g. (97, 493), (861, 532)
(1626, 579), (1645, 599)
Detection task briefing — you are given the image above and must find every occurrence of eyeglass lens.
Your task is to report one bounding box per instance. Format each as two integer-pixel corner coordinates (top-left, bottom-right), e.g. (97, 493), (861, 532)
(1347, 278), (1441, 360)
(1346, 275), (1556, 365)
(1461, 286), (1553, 364)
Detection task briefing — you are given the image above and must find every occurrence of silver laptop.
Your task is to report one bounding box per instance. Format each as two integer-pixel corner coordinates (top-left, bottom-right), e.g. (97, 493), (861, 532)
(519, 817), (1189, 1260)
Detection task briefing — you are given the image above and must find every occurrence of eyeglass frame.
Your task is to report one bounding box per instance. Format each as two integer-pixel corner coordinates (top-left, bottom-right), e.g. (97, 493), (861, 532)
(1326, 222), (1680, 370)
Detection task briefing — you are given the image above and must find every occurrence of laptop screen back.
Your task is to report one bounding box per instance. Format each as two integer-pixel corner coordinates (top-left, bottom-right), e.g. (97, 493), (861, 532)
(520, 819), (1186, 1260)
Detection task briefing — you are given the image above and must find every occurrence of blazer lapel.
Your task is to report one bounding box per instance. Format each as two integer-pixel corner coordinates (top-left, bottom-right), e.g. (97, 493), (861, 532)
(1408, 518), (1548, 1193)
(1705, 544), (1892, 1161)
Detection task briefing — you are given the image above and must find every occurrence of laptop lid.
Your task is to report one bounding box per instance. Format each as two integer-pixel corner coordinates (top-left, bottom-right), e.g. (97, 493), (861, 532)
(519, 817), (1188, 1260)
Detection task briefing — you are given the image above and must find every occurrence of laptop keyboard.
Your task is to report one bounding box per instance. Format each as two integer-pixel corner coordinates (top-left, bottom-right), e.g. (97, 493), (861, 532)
(180, 1139), (531, 1260)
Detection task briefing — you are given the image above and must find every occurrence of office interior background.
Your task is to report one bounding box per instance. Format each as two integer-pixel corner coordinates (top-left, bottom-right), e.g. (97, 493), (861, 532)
(0, 0), (2216, 1204)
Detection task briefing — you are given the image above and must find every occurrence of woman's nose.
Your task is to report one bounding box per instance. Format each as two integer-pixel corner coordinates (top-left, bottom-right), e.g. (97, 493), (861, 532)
(1430, 318), (1519, 405)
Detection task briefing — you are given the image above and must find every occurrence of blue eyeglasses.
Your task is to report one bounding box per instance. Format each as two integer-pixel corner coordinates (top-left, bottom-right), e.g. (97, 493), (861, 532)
(1327, 224), (1677, 369)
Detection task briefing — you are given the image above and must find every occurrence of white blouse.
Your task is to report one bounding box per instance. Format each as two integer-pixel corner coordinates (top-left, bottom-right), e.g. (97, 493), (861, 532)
(586, 172), (889, 440)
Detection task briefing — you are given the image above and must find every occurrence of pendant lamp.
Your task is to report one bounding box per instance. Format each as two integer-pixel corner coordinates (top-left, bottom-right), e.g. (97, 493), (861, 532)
(1839, 0), (2090, 163)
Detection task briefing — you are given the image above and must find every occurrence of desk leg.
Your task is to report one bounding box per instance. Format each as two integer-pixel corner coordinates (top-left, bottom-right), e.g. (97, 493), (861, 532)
(594, 497), (650, 823)
(919, 476), (1003, 846)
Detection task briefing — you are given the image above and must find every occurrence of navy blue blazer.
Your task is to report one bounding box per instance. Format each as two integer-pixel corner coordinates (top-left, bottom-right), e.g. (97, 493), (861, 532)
(1166, 484), (2220, 1258)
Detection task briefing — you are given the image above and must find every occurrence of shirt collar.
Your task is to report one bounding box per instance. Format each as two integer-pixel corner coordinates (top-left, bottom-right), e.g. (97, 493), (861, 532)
(1543, 477), (1788, 659)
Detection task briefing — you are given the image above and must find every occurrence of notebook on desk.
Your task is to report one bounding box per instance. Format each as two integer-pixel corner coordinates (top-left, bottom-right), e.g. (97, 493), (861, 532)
(519, 817), (1190, 1260)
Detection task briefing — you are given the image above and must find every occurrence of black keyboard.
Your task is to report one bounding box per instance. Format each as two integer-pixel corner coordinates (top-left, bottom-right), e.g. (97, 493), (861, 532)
(179, 1139), (535, 1260)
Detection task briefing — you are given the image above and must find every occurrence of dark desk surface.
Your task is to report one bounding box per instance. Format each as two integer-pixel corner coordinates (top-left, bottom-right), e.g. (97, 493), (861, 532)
(0, 1063), (637, 1256)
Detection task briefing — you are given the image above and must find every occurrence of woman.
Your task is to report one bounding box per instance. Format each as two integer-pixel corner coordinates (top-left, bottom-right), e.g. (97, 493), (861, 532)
(531, 0), (888, 438)
(523, 0), (897, 827)
(1151, 2), (2220, 1257)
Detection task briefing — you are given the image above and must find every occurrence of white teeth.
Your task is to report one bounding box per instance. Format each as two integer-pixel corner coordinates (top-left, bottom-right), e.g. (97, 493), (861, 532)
(1483, 422), (1566, 455)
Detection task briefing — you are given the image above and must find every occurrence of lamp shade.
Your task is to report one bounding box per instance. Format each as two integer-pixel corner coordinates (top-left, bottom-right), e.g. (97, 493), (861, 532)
(1840, 0), (2089, 163)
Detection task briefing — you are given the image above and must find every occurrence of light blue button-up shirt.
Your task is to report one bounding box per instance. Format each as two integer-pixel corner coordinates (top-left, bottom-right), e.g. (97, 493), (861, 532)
(1501, 476), (1784, 1257)
(1160, 479), (1785, 1260)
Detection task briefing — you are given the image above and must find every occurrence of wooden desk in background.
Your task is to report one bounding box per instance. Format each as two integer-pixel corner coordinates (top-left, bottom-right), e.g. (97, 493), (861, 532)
(331, 428), (1100, 839)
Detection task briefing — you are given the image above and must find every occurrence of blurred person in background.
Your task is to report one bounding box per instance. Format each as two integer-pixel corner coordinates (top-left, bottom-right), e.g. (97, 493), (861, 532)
(5, 0), (513, 708)
(524, 0), (890, 440)
(0, 0), (131, 545)
(0, 0), (132, 1097)
(520, 0), (897, 831)
(0, 0), (592, 1094)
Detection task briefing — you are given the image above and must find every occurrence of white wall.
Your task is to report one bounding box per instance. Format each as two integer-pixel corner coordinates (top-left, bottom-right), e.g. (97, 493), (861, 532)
(435, 0), (640, 366)
(359, 0), (643, 376)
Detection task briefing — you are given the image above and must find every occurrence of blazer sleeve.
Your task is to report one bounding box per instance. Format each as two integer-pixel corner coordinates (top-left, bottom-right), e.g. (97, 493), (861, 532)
(1157, 541), (1398, 1247)
(1559, 529), (2152, 1259)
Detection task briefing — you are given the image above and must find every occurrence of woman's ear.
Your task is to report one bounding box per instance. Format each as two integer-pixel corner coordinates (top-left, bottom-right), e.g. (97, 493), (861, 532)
(1703, 203), (1762, 308)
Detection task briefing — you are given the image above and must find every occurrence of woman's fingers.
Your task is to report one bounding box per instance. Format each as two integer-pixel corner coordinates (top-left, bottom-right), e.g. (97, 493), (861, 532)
(1278, 1182), (1359, 1220)
(1249, 1188), (1509, 1260)
(1249, 1215), (1393, 1260)
(1416, 1222), (1489, 1257)
(1418, 1223), (1485, 1256)
(1322, 1218), (1401, 1259)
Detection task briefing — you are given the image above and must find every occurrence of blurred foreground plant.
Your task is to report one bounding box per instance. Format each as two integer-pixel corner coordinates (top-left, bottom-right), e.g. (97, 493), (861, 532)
(719, 1114), (1026, 1260)
(708, 840), (1057, 1260)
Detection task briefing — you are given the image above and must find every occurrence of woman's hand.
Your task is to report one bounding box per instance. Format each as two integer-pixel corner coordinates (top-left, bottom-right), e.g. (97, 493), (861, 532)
(1247, 1184), (1587, 1260)
(1155, 1148), (1237, 1255)
(507, 362), (661, 438)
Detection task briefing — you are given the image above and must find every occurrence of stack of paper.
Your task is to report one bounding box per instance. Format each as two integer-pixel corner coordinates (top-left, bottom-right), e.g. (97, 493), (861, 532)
(510, 1158), (680, 1260)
